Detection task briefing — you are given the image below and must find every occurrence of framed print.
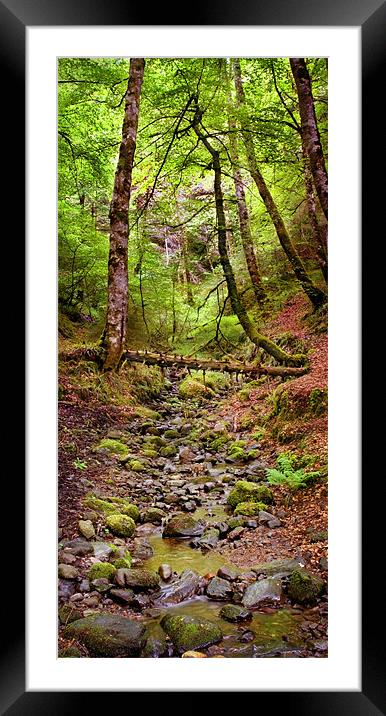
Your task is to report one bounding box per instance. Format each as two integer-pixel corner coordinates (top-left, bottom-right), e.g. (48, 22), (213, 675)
(1, 0), (384, 711)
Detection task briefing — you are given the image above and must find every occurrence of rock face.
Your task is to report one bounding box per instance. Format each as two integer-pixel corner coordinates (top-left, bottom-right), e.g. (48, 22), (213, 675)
(162, 514), (205, 538)
(160, 614), (223, 654)
(219, 604), (252, 622)
(206, 577), (233, 601)
(156, 569), (203, 605)
(64, 614), (146, 656)
(242, 578), (282, 608)
(287, 568), (325, 604)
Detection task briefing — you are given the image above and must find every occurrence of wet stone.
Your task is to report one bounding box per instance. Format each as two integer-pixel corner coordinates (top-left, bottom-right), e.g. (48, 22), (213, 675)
(109, 588), (135, 604)
(219, 604), (252, 622)
(242, 577), (282, 608)
(206, 577), (233, 601)
(158, 564), (172, 581)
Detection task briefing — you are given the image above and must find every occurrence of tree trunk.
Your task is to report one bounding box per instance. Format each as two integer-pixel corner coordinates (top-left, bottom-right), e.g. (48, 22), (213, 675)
(232, 59), (326, 310)
(227, 100), (266, 304)
(303, 153), (328, 283)
(290, 58), (328, 220)
(192, 108), (305, 366)
(103, 58), (145, 371)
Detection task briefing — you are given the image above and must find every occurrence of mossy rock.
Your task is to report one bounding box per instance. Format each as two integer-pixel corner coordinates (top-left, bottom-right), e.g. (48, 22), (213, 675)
(87, 562), (117, 582)
(83, 495), (139, 522)
(160, 614), (222, 654)
(163, 514), (205, 538)
(133, 406), (161, 420)
(58, 646), (82, 658)
(95, 439), (129, 456)
(64, 614), (146, 657)
(58, 604), (84, 625)
(115, 568), (160, 590)
(105, 513), (136, 537)
(128, 459), (146, 472)
(227, 516), (246, 530)
(142, 449), (158, 458)
(160, 446), (178, 457)
(141, 507), (166, 525)
(112, 557), (132, 569)
(178, 377), (215, 399)
(287, 568), (325, 604)
(234, 501), (267, 517)
(227, 480), (274, 509)
(164, 428), (179, 439)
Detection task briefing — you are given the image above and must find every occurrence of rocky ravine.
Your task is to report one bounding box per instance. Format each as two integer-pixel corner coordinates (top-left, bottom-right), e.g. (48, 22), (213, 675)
(58, 376), (328, 658)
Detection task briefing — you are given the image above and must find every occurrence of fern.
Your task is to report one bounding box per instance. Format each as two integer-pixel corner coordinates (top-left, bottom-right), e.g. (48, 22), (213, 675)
(266, 451), (320, 491)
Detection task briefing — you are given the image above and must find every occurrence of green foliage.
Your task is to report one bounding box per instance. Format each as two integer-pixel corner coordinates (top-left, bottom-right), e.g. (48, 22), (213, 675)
(73, 457), (87, 470)
(266, 452), (320, 490)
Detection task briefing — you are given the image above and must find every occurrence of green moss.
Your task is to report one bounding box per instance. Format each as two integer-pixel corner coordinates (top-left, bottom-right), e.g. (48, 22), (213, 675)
(309, 388), (328, 416)
(88, 562), (117, 581)
(96, 438), (128, 456)
(234, 501), (267, 516)
(164, 428), (179, 439)
(134, 406), (161, 420)
(178, 377), (215, 399)
(246, 449), (259, 460)
(83, 495), (139, 522)
(288, 568), (325, 604)
(129, 459), (145, 472)
(59, 646), (82, 658)
(160, 614), (222, 654)
(112, 557), (132, 569)
(160, 446), (178, 457)
(105, 513), (136, 537)
(227, 480), (274, 509)
(142, 449), (158, 458)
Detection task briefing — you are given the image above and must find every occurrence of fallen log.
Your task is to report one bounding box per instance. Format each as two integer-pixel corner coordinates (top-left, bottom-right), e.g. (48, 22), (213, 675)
(59, 347), (308, 377)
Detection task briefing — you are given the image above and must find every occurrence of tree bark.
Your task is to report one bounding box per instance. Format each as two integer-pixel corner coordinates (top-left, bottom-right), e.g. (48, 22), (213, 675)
(192, 106), (305, 366)
(232, 59), (326, 310)
(290, 58), (328, 220)
(103, 58), (145, 371)
(227, 101), (266, 304)
(303, 153), (328, 283)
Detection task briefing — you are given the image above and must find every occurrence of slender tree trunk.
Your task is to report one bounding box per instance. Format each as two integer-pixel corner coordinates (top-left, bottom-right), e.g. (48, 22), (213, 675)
(303, 153), (328, 283)
(192, 108), (305, 366)
(232, 59), (326, 309)
(290, 58), (328, 219)
(227, 104), (266, 304)
(103, 58), (145, 371)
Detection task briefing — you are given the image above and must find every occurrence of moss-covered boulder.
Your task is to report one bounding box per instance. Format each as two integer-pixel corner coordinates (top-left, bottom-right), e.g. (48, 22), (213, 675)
(227, 481), (273, 509)
(58, 604), (84, 625)
(287, 568), (325, 604)
(95, 438), (129, 456)
(83, 495), (140, 522)
(164, 428), (179, 439)
(64, 614), (146, 656)
(114, 568), (160, 590)
(160, 614), (222, 654)
(162, 514), (205, 538)
(178, 377), (215, 399)
(141, 507), (166, 525)
(112, 557), (132, 570)
(58, 646), (82, 658)
(105, 513), (136, 537)
(234, 501), (267, 517)
(87, 562), (117, 582)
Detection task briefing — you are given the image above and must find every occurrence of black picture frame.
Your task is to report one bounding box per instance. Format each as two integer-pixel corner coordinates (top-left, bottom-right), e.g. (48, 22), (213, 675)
(3, 0), (384, 712)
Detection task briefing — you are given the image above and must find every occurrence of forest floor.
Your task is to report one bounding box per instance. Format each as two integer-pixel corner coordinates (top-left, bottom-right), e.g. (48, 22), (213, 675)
(58, 293), (328, 658)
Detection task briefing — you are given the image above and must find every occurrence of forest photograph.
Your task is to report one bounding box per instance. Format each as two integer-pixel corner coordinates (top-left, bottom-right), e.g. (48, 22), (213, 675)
(57, 56), (328, 659)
